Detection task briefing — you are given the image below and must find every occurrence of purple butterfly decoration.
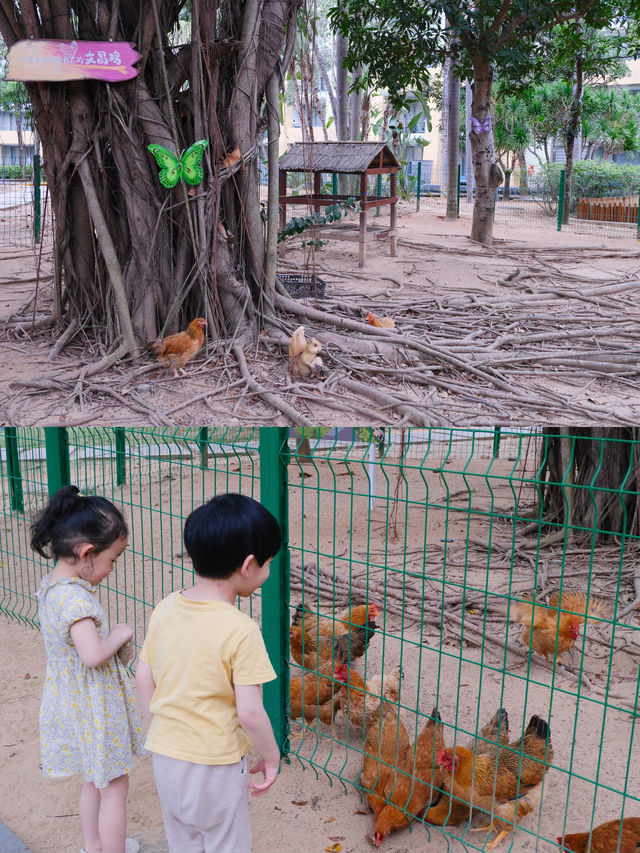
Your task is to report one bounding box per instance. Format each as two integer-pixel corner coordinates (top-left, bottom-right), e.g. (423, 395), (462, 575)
(471, 116), (492, 134)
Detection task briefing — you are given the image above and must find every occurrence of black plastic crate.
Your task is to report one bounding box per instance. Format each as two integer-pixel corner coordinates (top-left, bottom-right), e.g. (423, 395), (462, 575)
(277, 273), (326, 299)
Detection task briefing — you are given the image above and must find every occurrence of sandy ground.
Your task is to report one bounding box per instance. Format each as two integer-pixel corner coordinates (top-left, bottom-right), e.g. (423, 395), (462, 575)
(2, 606), (639, 853)
(0, 446), (640, 853)
(2, 616), (419, 853)
(2, 445), (639, 853)
(1, 205), (640, 425)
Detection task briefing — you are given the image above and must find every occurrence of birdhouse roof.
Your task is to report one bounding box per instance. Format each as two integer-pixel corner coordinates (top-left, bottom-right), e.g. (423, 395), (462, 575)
(278, 142), (400, 174)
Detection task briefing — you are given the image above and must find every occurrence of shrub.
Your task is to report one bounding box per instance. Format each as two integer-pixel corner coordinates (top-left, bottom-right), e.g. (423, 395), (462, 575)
(528, 163), (563, 217)
(570, 161), (640, 205)
(528, 160), (640, 217)
(1, 164), (34, 180)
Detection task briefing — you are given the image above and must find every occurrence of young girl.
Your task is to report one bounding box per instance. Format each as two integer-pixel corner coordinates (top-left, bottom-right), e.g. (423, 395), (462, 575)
(31, 484), (145, 853)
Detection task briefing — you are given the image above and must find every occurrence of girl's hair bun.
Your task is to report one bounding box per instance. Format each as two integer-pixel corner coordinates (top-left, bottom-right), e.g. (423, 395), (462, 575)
(47, 484), (83, 518)
(30, 485), (127, 561)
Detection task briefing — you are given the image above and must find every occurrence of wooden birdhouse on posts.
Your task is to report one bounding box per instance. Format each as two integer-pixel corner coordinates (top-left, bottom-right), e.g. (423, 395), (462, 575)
(278, 141), (400, 268)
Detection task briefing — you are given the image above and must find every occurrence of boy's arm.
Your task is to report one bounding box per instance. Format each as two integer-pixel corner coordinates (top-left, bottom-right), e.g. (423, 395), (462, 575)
(234, 683), (281, 795)
(135, 659), (156, 729)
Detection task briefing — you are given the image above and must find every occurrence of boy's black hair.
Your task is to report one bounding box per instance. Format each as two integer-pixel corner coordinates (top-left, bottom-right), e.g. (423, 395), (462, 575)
(183, 492), (282, 579)
(30, 484), (128, 560)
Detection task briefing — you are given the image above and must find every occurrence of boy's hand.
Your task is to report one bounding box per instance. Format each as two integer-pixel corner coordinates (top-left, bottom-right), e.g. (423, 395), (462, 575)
(248, 758), (279, 795)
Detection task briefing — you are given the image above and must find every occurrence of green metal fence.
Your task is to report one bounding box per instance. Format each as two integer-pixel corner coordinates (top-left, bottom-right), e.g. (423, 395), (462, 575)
(0, 156), (51, 247)
(1, 426), (638, 851)
(406, 163), (640, 241)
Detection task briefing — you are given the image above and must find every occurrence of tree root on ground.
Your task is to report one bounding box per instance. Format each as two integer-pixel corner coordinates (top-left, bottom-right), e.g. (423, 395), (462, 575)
(4, 240), (640, 424)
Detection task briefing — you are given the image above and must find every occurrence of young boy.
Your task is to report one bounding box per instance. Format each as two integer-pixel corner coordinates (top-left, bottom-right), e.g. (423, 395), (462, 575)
(135, 492), (282, 853)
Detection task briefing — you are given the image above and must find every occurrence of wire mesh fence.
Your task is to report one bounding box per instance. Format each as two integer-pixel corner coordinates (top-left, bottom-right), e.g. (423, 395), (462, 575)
(1, 426), (639, 852)
(0, 158), (52, 248)
(274, 159), (640, 243)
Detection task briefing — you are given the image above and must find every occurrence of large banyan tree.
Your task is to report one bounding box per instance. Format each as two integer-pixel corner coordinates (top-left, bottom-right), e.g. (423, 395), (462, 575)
(0, 0), (298, 361)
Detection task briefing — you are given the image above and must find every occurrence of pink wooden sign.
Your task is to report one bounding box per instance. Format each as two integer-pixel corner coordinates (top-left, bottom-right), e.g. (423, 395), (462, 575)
(5, 40), (140, 83)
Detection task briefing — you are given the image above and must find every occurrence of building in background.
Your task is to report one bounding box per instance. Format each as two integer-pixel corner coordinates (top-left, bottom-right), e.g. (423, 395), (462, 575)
(0, 110), (35, 168)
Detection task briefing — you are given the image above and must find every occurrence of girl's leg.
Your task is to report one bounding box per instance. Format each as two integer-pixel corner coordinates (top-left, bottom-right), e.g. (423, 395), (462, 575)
(97, 774), (129, 853)
(79, 781), (102, 853)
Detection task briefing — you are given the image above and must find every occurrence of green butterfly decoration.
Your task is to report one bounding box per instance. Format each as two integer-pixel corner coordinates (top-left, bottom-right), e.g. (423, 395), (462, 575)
(147, 139), (209, 188)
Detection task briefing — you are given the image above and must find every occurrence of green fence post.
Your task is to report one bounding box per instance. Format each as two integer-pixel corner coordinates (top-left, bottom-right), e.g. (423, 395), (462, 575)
(416, 161), (422, 212)
(259, 427), (290, 756)
(5, 427), (24, 512)
(493, 426), (502, 459)
(44, 427), (70, 497)
(33, 154), (41, 244)
(332, 172), (338, 202)
(114, 428), (127, 486)
(557, 169), (565, 231)
(636, 191), (640, 241)
(198, 427), (209, 469)
(375, 173), (382, 217)
(457, 163), (461, 217)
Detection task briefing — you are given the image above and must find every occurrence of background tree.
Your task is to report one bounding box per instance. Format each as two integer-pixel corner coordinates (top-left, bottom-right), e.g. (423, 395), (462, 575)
(528, 25), (636, 223)
(0, 79), (31, 178)
(492, 86), (532, 199)
(535, 428), (640, 546)
(328, 0), (631, 244)
(582, 86), (640, 160)
(0, 0), (298, 367)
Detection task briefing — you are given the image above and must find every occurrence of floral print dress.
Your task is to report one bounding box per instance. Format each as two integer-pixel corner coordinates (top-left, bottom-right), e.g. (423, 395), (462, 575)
(36, 575), (146, 789)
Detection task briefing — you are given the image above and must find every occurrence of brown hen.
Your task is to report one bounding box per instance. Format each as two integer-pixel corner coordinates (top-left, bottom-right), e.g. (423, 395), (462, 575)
(289, 660), (348, 724)
(360, 700), (411, 817)
(510, 590), (611, 664)
(438, 714), (553, 849)
(424, 708), (510, 827)
(148, 317), (206, 376)
(373, 707), (445, 845)
(559, 817), (640, 852)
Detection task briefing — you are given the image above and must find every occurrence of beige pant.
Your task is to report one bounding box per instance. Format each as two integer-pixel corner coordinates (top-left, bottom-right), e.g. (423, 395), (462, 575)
(152, 752), (252, 853)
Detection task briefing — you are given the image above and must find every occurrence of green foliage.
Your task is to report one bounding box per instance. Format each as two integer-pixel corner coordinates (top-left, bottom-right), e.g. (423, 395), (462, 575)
(278, 198), (360, 243)
(328, 0), (629, 107)
(528, 163), (564, 216)
(571, 160), (640, 202)
(506, 80), (640, 164)
(1, 164), (34, 179)
(529, 161), (640, 217)
(582, 87), (640, 159)
(294, 427), (331, 442)
(0, 80), (31, 121)
(493, 89), (532, 168)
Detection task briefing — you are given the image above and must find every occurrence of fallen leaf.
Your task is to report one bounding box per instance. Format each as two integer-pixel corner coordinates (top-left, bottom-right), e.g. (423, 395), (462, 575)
(324, 817), (336, 823)
(291, 800), (308, 806)
(221, 146), (241, 169)
(326, 845), (342, 852)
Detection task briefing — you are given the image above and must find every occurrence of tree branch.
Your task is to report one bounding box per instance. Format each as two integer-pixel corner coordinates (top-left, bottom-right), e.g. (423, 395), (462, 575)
(69, 91), (139, 357)
(499, 0), (598, 46)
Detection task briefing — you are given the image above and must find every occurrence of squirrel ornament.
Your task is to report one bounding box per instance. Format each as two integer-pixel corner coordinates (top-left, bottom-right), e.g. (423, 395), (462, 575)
(289, 325), (324, 378)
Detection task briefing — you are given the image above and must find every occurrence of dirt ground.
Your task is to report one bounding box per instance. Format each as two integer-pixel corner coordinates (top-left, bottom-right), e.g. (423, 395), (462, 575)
(1, 447), (639, 853)
(1, 205), (640, 426)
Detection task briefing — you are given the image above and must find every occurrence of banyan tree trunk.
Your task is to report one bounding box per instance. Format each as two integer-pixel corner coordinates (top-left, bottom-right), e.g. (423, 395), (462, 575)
(468, 55), (503, 245)
(536, 427), (640, 544)
(0, 0), (298, 352)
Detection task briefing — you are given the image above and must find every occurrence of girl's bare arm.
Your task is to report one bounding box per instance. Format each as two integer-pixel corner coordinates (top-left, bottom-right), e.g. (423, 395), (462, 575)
(69, 618), (133, 668)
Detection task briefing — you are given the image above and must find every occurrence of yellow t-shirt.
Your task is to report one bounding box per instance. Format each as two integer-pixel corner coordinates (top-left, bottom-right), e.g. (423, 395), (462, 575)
(139, 591), (276, 764)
